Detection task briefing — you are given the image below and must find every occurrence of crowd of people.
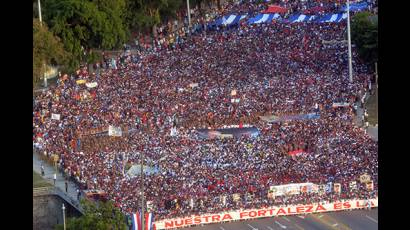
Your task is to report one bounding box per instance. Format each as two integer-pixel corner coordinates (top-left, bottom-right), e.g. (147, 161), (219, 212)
(33, 0), (378, 223)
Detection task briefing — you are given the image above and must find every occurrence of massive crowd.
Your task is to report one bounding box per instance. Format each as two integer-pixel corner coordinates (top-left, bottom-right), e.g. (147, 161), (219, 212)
(33, 0), (378, 222)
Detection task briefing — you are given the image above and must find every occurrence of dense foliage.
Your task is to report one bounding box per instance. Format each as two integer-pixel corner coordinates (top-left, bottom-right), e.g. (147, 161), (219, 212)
(33, 19), (68, 85)
(55, 200), (127, 230)
(351, 12), (378, 64)
(34, 0), (202, 84)
(40, 0), (129, 69)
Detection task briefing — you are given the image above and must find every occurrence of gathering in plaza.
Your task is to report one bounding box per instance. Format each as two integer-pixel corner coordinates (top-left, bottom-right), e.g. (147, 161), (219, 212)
(33, 0), (378, 224)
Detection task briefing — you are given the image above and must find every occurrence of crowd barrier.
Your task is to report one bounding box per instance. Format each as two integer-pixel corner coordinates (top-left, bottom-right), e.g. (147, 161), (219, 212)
(153, 198), (378, 229)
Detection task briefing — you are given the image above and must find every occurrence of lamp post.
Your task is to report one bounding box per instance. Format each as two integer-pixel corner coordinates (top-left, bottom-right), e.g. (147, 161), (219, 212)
(187, 0), (191, 35)
(62, 203), (66, 230)
(140, 149), (145, 230)
(347, 0), (353, 82)
(37, 0), (42, 24)
(43, 64), (48, 88)
(375, 62), (378, 88)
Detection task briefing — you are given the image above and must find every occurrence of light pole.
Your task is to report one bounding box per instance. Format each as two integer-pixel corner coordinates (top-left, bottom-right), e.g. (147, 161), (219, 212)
(140, 149), (145, 230)
(187, 0), (191, 34)
(375, 62), (378, 88)
(37, 0), (42, 24)
(347, 0), (353, 83)
(62, 203), (66, 230)
(38, 0), (48, 87)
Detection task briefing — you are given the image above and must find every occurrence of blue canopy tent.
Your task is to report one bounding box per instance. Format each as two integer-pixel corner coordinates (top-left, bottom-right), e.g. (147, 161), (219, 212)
(341, 1), (369, 12)
(316, 13), (347, 23)
(247, 13), (280, 24)
(209, 14), (247, 28)
(288, 14), (316, 23)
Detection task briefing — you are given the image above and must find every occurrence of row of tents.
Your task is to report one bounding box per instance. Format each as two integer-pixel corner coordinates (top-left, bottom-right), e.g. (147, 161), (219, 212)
(210, 12), (347, 26)
(209, 1), (369, 27)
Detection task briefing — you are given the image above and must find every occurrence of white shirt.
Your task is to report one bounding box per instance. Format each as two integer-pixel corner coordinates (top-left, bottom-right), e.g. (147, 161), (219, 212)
(53, 174), (57, 180)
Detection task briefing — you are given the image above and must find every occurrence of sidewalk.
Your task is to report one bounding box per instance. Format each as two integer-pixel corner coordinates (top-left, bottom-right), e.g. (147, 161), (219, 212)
(367, 125), (378, 141)
(353, 98), (378, 142)
(33, 151), (81, 207)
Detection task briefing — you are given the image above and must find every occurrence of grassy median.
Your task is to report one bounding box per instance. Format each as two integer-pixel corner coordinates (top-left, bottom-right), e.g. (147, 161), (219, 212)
(365, 88), (378, 125)
(33, 170), (52, 188)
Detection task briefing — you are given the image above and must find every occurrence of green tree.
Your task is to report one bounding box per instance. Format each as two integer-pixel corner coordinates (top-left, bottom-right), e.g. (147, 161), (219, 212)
(55, 199), (127, 230)
(33, 19), (69, 85)
(42, 0), (129, 69)
(351, 12), (378, 64)
(125, 0), (182, 33)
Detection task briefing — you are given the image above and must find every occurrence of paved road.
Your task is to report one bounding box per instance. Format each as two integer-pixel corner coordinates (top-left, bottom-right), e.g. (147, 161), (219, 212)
(33, 151), (81, 206)
(185, 209), (377, 230)
(366, 126), (378, 142)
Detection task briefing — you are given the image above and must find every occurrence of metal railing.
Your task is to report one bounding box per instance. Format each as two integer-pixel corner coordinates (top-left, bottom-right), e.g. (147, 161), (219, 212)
(33, 186), (84, 214)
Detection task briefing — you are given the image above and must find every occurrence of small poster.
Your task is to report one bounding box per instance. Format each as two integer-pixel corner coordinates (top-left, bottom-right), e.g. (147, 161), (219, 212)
(85, 82), (98, 88)
(76, 79), (86, 85)
(360, 173), (371, 183)
(108, 125), (122, 137)
(333, 183), (341, 194)
(51, 113), (61, 120)
(350, 181), (357, 190)
(366, 181), (374, 191)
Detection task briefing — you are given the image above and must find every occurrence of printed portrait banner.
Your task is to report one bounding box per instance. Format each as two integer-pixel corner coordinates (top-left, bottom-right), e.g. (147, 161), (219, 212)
(269, 183), (315, 197)
(334, 183), (341, 194)
(350, 181), (357, 190)
(360, 174), (371, 183)
(318, 184), (326, 195)
(153, 198), (378, 229)
(325, 182), (333, 193)
(366, 181), (374, 191)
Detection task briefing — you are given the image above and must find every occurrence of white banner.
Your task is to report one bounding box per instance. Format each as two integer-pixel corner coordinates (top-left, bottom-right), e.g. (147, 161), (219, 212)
(270, 183), (315, 196)
(51, 113), (61, 120)
(86, 82), (98, 88)
(108, 125), (122, 137)
(154, 198), (378, 229)
(189, 83), (199, 88)
(332, 102), (350, 108)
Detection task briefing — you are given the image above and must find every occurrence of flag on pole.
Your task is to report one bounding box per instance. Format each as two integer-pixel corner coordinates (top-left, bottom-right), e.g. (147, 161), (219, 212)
(132, 212), (155, 230)
(131, 212), (141, 230)
(145, 212), (155, 230)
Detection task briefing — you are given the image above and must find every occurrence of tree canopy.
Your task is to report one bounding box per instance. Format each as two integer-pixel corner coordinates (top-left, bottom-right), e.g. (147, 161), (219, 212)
(351, 12), (378, 64)
(33, 0), (209, 86)
(41, 0), (129, 69)
(125, 0), (183, 33)
(55, 199), (127, 230)
(33, 18), (68, 85)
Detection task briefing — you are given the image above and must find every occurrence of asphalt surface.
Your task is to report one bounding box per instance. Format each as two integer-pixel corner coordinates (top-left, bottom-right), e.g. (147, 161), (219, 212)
(185, 209), (378, 230)
(33, 151), (81, 206)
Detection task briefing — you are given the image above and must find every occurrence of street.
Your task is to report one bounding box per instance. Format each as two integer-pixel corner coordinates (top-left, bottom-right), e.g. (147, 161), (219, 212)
(185, 209), (378, 230)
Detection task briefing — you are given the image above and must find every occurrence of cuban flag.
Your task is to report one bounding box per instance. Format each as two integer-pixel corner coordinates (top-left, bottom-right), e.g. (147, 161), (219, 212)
(145, 213), (154, 230)
(131, 212), (155, 230)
